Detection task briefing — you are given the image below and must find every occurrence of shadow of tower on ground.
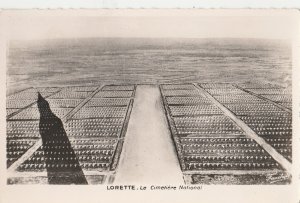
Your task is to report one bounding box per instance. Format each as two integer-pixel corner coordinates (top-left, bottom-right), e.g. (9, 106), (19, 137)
(37, 93), (88, 184)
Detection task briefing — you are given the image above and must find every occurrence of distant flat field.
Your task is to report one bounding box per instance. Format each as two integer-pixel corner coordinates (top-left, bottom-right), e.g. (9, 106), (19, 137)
(7, 38), (292, 94)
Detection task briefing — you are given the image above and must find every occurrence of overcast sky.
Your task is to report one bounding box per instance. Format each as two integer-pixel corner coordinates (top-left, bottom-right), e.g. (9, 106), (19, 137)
(3, 10), (299, 40)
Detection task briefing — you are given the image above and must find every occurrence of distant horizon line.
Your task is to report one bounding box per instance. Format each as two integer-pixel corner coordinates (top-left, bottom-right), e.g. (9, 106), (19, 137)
(10, 36), (290, 42)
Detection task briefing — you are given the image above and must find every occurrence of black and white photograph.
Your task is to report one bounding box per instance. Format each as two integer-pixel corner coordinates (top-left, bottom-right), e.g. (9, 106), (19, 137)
(2, 9), (299, 190)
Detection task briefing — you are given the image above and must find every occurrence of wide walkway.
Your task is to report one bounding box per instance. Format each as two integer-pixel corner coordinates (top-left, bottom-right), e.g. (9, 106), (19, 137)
(114, 85), (184, 184)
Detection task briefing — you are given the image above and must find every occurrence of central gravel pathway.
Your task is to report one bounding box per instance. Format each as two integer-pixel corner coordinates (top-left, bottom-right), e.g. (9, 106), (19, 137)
(114, 85), (184, 184)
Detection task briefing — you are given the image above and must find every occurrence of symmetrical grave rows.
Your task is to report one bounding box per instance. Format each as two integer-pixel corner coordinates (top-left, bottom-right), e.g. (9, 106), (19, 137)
(6, 85), (135, 184)
(200, 83), (292, 162)
(7, 83), (292, 185)
(161, 83), (291, 184)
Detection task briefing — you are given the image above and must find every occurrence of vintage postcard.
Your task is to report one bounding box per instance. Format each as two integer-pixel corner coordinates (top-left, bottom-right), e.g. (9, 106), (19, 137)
(0, 9), (299, 203)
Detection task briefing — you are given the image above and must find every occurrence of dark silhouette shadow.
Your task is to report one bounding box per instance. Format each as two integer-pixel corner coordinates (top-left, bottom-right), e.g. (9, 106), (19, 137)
(37, 93), (88, 184)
